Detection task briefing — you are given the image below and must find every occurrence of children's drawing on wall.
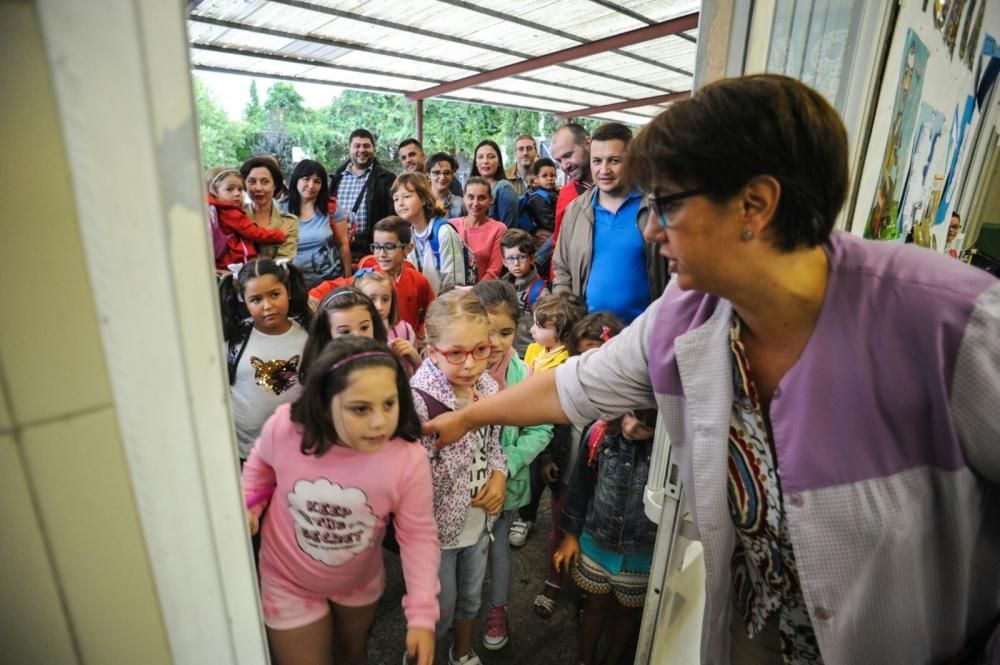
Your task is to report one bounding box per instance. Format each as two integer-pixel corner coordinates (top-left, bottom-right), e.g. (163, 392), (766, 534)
(898, 103), (946, 241)
(933, 0), (949, 29)
(935, 95), (976, 229)
(965, 1), (986, 69)
(865, 30), (930, 240)
(943, 0), (970, 57)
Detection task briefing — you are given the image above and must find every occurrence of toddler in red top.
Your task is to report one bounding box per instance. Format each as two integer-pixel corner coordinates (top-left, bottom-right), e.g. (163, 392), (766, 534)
(206, 167), (286, 271)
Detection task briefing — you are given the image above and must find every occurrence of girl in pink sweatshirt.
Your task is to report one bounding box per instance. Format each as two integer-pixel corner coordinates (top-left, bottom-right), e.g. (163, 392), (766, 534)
(243, 336), (440, 665)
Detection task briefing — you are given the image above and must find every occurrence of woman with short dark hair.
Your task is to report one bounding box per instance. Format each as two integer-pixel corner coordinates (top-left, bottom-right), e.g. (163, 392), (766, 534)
(240, 155), (298, 261)
(428, 152), (465, 218)
(425, 75), (1000, 665)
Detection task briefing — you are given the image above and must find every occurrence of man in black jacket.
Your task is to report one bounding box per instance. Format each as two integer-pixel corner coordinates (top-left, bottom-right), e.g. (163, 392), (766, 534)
(329, 128), (397, 261)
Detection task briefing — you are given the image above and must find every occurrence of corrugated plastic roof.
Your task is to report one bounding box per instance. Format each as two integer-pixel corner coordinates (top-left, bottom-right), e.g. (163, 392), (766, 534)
(187, 0), (699, 125)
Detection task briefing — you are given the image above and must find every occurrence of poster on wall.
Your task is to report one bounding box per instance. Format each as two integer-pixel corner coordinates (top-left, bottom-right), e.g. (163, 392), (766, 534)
(935, 94), (976, 227)
(897, 102), (947, 239)
(864, 29), (930, 240)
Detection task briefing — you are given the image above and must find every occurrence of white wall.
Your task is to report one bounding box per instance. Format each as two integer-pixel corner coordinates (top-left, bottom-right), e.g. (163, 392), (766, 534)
(0, 1), (271, 663)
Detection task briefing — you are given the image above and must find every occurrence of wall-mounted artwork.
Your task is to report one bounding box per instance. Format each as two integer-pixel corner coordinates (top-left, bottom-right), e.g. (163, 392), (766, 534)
(898, 102), (947, 239)
(865, 29), (930, 240)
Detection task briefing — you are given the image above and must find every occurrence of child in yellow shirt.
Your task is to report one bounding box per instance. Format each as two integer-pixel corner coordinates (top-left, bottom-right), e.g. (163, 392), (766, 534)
(524, 293), (587, 372)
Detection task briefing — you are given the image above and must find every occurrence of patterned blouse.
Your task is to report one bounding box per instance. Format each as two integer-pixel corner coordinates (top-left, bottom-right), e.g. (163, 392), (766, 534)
(727, 316), (823, 664)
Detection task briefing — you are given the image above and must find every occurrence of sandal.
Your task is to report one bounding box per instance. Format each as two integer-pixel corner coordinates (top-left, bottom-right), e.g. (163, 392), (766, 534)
(533, 593), (556, 619)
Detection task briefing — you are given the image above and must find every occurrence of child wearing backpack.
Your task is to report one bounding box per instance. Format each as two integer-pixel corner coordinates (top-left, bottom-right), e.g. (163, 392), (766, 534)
(242, 336), (440, 665)
(206, 167), (288, 273)
(500, 229), (550, 357)
(219, 258), (312, 462)
(517, 159), (558, 238)
(471, 280), (554, 652)
(392, 173), (476, 294)
(410, 290), (506, 665)
(554, 410), (659, 665)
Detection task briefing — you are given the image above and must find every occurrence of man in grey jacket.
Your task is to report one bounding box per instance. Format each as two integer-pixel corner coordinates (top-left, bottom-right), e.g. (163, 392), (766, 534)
(551, 122), (667, 323)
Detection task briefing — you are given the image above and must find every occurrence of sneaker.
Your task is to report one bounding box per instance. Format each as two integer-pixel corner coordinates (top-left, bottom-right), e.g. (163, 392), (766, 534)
(508, 519), (532, 547)
(482, 604), (509, 651)
(448, 645), (483, 665)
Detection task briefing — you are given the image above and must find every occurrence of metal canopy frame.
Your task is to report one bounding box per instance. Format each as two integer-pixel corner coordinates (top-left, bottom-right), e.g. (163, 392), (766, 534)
(405, 12), (699, 101)
(187, 0), (699, 133)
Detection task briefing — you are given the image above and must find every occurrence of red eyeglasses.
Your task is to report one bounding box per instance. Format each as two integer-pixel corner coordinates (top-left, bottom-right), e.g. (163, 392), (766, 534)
(432, 343), (494, 364)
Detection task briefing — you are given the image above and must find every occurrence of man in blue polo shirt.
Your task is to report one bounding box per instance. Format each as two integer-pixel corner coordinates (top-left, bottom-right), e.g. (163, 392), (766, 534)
(551, 122), (668, 323)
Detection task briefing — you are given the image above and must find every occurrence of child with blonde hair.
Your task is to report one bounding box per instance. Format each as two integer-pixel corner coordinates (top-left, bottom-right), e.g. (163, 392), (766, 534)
(354, 269), (421, 372)
(205, 166), (287, 271)
(410, 290), (506, 665)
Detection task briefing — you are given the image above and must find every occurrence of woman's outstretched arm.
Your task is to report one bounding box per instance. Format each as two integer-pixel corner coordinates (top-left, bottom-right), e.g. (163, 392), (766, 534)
(423, 370), (569, 446)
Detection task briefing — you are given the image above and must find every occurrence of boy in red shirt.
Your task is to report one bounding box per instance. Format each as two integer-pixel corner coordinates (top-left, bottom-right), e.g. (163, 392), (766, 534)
(311, 217), (434, 334)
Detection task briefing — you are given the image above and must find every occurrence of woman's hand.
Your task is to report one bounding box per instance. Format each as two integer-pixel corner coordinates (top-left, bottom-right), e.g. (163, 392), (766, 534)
(423, 410), (474, 450)
(471, 471), (506, 515)
(246, 508), (260, 536)
(552, 533), (579, 573)
(541, 462), (560, 484)
(390, 338), (421, 367)
(405, 628), (434, 665)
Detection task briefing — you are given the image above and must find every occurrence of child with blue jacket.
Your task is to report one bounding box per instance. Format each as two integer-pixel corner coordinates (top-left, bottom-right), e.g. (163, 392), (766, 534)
(554, 409), (659, 665)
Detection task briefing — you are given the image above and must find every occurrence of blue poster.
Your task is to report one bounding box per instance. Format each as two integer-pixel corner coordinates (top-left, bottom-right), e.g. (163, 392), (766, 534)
(935, 95), (975, 226)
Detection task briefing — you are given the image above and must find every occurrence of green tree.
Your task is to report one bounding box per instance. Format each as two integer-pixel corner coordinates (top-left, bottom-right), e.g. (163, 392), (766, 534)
(194, 76), (637, 177)
(263, 82), (308, 125)
(244, 80), (265, 126)
(192, 76), (243, 170)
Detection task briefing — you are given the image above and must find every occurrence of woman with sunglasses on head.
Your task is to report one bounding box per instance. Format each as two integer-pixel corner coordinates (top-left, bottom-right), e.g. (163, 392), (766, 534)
(424, 75), (1000, 665)
(428, 152), (466, 219)
(470, 140), (518, 229)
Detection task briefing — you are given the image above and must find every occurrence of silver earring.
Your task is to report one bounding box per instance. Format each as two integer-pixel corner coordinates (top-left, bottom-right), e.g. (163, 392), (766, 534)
(741, 228), (754, 241)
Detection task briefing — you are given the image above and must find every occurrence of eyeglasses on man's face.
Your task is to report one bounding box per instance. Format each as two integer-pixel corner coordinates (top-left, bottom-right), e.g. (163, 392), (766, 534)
(432, 343), (494, 364)
(430, 169), (453, 178)
(502, 254), (531, 265)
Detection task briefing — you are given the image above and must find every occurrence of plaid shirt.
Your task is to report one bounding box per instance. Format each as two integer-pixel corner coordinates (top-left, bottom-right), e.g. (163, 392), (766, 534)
(336, 166), (372, 239)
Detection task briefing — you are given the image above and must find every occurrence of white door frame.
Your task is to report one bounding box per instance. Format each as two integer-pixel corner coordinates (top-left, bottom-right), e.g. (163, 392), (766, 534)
(34, 2), (268, 663)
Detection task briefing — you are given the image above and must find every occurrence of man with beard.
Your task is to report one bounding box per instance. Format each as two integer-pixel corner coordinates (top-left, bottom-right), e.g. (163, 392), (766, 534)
(505, 134), (539, 196)
(330, 128), (396, 261)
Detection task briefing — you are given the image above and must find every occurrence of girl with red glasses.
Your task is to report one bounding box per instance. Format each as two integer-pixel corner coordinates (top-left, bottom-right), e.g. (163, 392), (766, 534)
(410, 290), (507, 665)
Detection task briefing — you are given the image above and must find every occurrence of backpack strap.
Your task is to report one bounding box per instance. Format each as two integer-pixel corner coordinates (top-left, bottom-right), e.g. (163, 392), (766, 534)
(527, 276), (547, 308)
(412, 387), (452, 420)
(227, 322), (254, 386)
(427, 218), (445, 270)
(585, 420), (607, 468)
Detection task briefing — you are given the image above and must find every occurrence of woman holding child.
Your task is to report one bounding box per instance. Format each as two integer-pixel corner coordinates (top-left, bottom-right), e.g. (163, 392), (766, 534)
(240, 156), (299, 262)
(425, 75), (1000, 665)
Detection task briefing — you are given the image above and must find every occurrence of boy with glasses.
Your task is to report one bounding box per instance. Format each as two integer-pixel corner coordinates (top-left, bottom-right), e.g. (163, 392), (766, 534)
(369, 216), (435, 335)
(312, 216), (435, 335)
(500, 229), (550, 358)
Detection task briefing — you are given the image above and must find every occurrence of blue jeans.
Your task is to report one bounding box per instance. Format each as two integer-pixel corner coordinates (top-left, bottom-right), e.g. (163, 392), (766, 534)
(488, 510), (514, 607)
(437, 530), (490, 638)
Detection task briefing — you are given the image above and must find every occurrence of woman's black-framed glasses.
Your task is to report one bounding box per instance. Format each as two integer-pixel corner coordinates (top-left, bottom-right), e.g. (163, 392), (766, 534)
(648, 189), (704, 226)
